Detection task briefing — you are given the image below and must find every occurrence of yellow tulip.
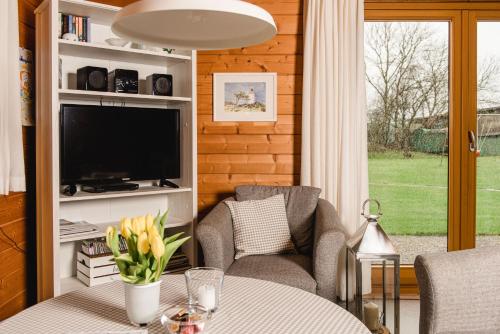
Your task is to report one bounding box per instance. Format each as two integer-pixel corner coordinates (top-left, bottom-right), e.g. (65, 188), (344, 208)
(105, 226), (115, 248)
(151, 235), (165, 260)
(137, 232), (150, 255)
(120, 217), (132, 239)
(148, 224), (160, 244)
(145, 213), (155, 230)
(131, 216), (146, 235)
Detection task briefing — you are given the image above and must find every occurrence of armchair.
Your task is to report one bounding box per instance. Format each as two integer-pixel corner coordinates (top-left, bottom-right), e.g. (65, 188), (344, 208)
(197, 185), (347, 301)
(415, 246), (500, 334)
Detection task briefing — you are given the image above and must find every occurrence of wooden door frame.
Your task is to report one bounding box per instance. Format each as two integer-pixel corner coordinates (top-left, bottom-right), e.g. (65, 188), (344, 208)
(364, 7), (463, 297)
(463, 10), (500, 249)
(365, 1), (500, 297)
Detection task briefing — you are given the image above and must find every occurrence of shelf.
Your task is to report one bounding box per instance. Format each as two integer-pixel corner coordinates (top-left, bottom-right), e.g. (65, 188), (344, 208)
(58, 0), (119, 25)
(60, 216), (192, 243)
(60, 186), (192, 202)
(58, 40), (191, 65)
(59, 89), (192, 104)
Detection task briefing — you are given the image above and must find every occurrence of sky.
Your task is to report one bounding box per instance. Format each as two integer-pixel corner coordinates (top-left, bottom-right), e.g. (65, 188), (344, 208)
(364, 21), (500, 109)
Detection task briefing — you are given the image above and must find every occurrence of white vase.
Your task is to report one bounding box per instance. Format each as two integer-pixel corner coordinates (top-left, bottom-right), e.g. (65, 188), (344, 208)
(124, 280), (162, 326)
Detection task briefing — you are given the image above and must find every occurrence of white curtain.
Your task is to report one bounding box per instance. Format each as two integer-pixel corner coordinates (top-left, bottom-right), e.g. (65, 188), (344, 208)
(0, 0), (26, 195)
(301, 0), (369, 300)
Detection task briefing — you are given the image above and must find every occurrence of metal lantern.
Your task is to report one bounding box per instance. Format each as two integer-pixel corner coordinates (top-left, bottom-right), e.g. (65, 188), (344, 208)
(345, 199), (400, 334)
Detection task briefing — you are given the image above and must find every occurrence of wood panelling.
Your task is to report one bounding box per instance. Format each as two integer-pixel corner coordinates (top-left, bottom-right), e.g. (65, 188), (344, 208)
(197, 1), (303, 216)
(0, 0), (40, 321)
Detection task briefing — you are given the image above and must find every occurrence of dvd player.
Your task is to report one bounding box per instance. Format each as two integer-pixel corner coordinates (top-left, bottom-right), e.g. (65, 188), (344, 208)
(81, 182), (139, 193)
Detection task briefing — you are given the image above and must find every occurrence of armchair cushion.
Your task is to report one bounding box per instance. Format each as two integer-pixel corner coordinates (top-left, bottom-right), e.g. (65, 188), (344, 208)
(235, 185), (321, 254)
(227, 254), (317, 293)
(225, 194), (296, 259)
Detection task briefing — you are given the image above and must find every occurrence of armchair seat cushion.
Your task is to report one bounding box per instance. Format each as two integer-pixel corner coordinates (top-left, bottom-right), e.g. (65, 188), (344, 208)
(227, 254), (317, 293)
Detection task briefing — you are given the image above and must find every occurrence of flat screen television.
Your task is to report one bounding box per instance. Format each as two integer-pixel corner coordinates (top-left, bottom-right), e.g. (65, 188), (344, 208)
(60, 104), (180, 185)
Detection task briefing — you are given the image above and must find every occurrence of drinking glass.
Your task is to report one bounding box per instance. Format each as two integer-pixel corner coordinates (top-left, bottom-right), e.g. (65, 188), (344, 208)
(184, 267), (224, 313)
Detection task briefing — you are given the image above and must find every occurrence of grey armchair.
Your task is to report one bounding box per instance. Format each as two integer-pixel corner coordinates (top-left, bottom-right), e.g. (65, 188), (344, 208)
(196, 185), (347, 301)
(414, 246), (500, 334)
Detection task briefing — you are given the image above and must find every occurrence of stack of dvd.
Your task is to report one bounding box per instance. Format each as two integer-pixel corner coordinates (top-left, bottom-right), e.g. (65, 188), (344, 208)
(58, 13), (91, 42)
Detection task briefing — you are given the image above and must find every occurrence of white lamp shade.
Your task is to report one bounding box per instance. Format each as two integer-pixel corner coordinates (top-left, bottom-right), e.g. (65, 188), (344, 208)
(111, 0), (277, 50)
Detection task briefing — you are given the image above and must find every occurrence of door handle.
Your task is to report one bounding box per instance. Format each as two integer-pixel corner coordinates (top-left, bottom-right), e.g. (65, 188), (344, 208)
(468, 130), (477, 152)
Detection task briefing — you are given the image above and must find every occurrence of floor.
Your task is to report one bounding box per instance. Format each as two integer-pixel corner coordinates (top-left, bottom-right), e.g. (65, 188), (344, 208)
(370, 299), (419, 334)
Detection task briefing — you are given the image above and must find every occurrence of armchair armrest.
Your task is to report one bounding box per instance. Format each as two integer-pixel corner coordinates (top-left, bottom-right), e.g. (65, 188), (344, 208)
(313, 198), (347, 301)
(414, 247), (500, 334)
(196, 198), (236, 272)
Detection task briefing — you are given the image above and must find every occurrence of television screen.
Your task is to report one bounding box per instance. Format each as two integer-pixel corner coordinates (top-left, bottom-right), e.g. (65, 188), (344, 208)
(60, 104), (180, 185)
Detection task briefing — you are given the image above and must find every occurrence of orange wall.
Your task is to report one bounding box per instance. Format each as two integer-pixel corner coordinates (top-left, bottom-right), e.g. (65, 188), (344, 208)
(0, 0), (40, 321)
(2, 0), (304, 319)
(197, 0), (304, 215)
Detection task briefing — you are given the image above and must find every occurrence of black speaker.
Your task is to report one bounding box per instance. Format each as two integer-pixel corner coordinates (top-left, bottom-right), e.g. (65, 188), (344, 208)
(76, 66), (108, 91)
(146, 74), (173, 96)
(108, 69), (139, 94)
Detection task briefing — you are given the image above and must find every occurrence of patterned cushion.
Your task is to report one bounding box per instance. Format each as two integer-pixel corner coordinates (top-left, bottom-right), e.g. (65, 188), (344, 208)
(235, 185), (321, 254)
(225, 194), (296, 259)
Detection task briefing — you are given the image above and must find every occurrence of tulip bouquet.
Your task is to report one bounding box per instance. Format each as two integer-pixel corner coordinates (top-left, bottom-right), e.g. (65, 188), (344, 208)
(105, 211), (190, 285)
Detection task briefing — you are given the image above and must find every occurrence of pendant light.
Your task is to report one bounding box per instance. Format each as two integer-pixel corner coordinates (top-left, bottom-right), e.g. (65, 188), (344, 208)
(111, 0), (277, 50)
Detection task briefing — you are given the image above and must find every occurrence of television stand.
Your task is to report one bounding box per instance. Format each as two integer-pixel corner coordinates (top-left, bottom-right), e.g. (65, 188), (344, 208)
(159, 179), (179, 188)
(81, 182), (139, 193)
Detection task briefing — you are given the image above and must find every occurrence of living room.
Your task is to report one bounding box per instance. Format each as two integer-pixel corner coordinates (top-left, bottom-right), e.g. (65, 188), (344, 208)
(1, 0), (499, 333)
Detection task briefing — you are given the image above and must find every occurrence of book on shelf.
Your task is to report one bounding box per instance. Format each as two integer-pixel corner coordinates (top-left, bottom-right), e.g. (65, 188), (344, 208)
(59, 219), (99, 240)
(58, 12), (90, 42)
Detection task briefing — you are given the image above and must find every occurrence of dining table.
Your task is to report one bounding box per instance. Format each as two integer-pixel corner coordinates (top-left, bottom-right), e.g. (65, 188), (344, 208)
(0, 275), (371, 333)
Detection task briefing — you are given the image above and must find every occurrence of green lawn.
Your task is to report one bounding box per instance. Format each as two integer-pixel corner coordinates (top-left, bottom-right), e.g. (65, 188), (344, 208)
(368, 151), (500, 235)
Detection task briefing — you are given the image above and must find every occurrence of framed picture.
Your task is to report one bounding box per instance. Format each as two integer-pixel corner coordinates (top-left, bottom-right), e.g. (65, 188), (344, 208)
(213, 72), (277, 122)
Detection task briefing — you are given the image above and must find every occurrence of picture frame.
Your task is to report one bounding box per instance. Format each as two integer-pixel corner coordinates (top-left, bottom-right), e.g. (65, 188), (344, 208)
(213, 72), (277, 122)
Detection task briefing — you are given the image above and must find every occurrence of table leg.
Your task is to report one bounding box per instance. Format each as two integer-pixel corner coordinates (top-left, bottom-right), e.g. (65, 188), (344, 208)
(345, 250), (349, 311)
(394, 258), (400, 334)
(355, 259), (363, 320)
(382, 260), (386, 326)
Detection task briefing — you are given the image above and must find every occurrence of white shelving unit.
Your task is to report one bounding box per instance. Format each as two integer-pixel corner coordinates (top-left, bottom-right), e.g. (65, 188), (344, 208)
(35, 0), (197, 297)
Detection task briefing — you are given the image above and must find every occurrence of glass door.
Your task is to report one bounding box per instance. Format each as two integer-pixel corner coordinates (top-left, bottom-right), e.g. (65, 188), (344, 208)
(468, 12), (500, 249)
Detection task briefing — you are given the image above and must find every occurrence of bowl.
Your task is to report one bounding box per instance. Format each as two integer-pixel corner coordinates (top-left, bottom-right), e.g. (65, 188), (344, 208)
(105, 38), (129, 47)
(160, 304), (209, 334)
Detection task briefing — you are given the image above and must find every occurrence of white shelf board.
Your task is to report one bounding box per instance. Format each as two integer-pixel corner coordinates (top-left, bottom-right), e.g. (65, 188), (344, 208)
(60, 276), (86, 294)
(60, 186), (192, 202)
(58, 0), (120, 25)
(58, 40), (191, 65)
(59, 89), (192, 104)
(60, 216), (192, 243)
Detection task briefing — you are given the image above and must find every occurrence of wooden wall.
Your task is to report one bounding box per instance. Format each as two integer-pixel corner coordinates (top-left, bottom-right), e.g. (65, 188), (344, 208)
(0, 0), (40, 321)
(197, 0), (304, 215)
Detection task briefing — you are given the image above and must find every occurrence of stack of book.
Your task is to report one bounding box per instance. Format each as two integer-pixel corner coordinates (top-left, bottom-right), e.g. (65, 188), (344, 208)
(77, 238), (192, 287)
(58, 13), (91, 42)
(81, 237), (127, 257)
(59, 220), (99, 241)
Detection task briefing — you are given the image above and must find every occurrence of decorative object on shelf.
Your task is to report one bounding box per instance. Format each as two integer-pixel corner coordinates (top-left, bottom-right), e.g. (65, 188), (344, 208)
(19, 48), (34, 126)
(105, 212), (190, 326)
(185, 267), (224, 314)
(76, 66), (108, 91)
(111, 0), (277, 50)
(108, 69), (139, 94)
(105, 37), (129, 47)
(59, 13), (90, 42)
(213, 72), (277, 122)
(62, 32), (78, 42)
(160, 303), (209, 334)
(163, 48), (175, 54)
(146, 74), (173, 96)
(345, 199), (400, 334)
(130, 42), (146, 50)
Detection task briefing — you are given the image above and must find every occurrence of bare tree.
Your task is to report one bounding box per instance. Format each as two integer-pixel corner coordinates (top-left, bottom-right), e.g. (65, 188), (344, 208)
(365, 23), (448, 157)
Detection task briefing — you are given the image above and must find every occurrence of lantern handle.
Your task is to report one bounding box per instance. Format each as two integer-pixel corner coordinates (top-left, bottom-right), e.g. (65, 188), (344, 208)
(361, 199), (382, 219)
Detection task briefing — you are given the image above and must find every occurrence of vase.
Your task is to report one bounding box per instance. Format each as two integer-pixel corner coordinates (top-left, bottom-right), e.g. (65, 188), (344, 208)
(124, 280), (162, 326)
